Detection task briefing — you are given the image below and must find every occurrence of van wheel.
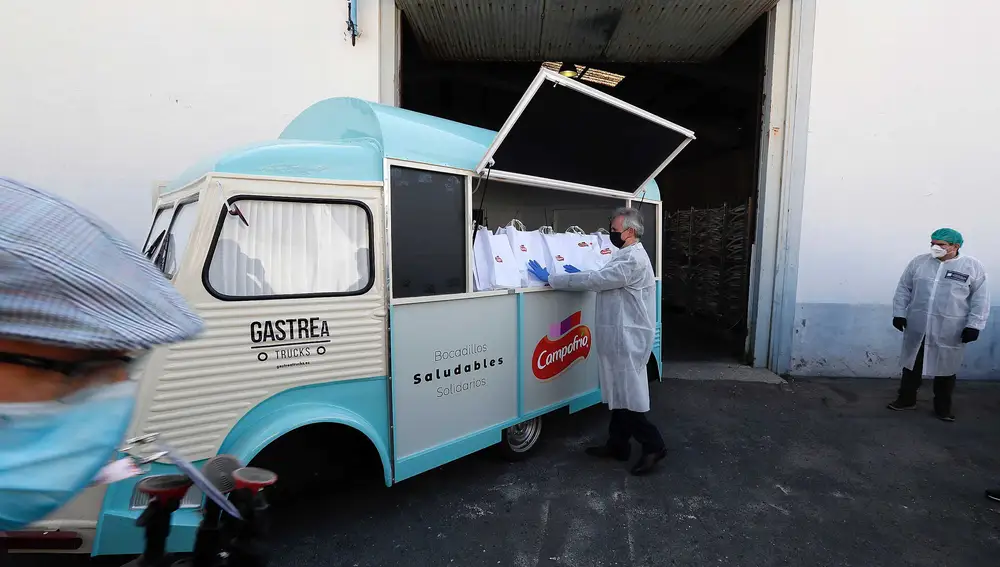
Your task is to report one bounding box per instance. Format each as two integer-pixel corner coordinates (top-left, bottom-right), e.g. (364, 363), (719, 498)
(497, 417), (543, 461)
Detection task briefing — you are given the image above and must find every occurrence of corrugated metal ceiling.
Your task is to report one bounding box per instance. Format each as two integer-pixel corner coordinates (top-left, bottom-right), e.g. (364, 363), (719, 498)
(396, 0), (778, 63)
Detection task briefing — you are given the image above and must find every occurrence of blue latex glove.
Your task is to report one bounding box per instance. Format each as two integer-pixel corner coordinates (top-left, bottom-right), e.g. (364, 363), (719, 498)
(563, 264), (581, 274)
(527, 259), (549, 283)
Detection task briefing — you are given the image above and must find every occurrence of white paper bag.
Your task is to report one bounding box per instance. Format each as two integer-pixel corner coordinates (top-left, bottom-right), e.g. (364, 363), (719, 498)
(498, 220), (548, 287)
(591, 230), (616, 267)
(566, 226), (602, 272)
(472, 226), (493, 291)
(472, 226), (521, 290)
(486, 232), (521, 289)
(541, 227), (599, 276)
(570, 233), (599, 271)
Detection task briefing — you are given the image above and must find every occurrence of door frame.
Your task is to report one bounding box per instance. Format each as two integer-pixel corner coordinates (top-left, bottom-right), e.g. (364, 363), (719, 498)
(379, 0), (819, 376)
(746, 0), (818, 373)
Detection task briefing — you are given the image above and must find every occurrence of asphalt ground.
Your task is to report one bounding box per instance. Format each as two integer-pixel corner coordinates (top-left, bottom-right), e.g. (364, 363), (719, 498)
(10, 377), (1000, 567)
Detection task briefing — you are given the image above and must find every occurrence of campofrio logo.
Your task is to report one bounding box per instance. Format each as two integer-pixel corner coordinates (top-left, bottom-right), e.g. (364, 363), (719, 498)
(532, 311), (591, 381)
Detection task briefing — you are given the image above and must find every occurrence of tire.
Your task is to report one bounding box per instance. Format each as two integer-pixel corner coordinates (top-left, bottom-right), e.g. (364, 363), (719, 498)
(497, 416), (544, 462)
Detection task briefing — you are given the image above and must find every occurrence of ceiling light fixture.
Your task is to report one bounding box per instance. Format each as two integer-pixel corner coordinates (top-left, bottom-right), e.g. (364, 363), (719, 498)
(557, 62), (579, 78)
(543, 62), (625, 88)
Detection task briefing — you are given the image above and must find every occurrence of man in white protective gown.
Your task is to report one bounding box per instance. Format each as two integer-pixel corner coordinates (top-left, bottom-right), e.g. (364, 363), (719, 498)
(887, 227), (990, 422)
(527, 207), (666, 476)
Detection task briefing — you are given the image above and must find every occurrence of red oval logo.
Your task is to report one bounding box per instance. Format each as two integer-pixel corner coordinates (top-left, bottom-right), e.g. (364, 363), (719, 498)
(532, 311), (592, 381)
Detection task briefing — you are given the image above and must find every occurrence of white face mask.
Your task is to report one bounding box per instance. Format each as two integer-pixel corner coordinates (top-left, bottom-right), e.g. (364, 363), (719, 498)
(930, 244), (948, 259)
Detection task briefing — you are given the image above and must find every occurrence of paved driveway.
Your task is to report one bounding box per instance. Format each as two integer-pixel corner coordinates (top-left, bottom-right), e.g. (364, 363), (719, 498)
(11, 377), (1000, 566)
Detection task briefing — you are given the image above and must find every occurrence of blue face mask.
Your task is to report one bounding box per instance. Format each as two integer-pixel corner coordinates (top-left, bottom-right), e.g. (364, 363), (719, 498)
(0, 380), (136, 531)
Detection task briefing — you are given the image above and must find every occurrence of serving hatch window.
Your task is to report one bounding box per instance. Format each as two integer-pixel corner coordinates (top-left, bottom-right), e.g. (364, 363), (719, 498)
(390, 166), (467, 299)
(205, 198), (373, 299)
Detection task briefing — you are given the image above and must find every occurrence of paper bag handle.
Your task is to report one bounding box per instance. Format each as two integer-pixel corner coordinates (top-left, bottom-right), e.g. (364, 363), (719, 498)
(565, 225), (586, 235)
(594, 228), (610, 234)
(538, 225), (555, 234)
(505, 219), (526, 231)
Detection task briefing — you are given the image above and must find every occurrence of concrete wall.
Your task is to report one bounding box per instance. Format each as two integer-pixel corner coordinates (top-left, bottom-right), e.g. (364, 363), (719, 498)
(0, 0), (386, 245)
(790, 0), (1000, 379)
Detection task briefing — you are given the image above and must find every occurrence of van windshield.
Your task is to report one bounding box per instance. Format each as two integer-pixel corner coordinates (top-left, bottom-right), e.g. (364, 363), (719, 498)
(143, 200), (199, 280)
(143, 205), (173, 256)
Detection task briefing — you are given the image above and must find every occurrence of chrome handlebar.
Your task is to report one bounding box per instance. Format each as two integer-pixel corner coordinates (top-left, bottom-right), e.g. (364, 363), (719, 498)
(122, 433), (169, 464)
(121, 432), (160, 452)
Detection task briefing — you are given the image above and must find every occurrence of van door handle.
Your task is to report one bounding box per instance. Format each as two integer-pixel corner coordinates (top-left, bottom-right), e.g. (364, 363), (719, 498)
(372, 308), (387, 318)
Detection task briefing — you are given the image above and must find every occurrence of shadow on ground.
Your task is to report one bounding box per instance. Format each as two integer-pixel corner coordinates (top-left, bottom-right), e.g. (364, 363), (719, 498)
(11, 378), (1000, 566)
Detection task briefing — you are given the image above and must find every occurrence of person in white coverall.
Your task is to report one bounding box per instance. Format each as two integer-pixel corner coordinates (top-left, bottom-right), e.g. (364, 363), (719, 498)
(527, 207), (666, 476)
(887, 228), (990, 421)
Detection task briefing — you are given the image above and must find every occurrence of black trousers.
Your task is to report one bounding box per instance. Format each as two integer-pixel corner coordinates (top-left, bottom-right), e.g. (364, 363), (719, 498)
(607, 409), (666, 456)
(899, 343), (956, 415)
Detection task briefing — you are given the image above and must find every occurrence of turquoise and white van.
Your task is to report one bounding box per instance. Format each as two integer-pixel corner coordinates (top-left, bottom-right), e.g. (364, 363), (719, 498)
(21, 68), (694, 557)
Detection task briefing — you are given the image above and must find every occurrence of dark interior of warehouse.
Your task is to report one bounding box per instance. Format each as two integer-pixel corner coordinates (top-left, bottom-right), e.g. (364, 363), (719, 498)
(398, 13), (768, 364)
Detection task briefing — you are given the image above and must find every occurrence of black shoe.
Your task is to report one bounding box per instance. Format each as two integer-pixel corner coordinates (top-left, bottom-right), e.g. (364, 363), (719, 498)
(932, 376), (956, 422)
(630, 450), (667, 476)
(986, 488), (1000, 502)
(887, 398), (917, 411)
(585, 445), (630, 462)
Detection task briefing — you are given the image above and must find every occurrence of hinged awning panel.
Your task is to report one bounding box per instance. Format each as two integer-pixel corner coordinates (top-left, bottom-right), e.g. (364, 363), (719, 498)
(477, 69), (695, 197)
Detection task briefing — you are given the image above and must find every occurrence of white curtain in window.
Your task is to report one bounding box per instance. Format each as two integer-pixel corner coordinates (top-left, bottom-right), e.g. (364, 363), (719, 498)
(208, 200), (371, 297)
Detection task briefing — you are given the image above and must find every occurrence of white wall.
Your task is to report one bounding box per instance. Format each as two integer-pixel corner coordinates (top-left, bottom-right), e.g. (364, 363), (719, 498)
(0, 0), (385, 245)
(791, 0), (1000, 378)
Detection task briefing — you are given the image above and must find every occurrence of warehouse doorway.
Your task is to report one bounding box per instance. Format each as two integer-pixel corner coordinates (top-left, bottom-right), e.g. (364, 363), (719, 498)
(396, 9), (770, 365)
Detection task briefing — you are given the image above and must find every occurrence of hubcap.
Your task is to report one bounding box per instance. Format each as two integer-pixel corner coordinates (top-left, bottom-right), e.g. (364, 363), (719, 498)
(505, 418), (542, 452)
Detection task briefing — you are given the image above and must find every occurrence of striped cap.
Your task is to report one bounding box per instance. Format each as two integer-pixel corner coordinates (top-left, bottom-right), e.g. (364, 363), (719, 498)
(0, 177), (203, 350)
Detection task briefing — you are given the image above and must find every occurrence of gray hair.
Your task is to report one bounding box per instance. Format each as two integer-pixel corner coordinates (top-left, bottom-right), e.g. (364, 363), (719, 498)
(611, 207), (644, 238)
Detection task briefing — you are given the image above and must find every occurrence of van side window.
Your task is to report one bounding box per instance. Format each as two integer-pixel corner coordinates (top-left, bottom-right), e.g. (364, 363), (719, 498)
(389, 166), (467, 299)
(205, 198), (373, 299)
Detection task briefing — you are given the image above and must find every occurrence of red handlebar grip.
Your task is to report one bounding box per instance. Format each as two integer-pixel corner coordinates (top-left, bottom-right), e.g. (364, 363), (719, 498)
(232, 467), (278, 492)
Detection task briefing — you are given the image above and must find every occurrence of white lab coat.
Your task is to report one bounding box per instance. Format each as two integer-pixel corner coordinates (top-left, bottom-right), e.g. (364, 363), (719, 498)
(893, 253), (990, 377)
(548, 242), (656, 412)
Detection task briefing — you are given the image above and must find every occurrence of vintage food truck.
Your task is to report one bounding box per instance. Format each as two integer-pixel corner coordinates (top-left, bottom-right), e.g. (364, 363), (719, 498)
(16, 68), (694, 556)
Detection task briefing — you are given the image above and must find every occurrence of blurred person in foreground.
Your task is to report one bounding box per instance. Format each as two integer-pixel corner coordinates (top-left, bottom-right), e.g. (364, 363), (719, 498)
(527, 207), (666, 476)
(0, 177), (203, 531)
(887, 228), (989, 421)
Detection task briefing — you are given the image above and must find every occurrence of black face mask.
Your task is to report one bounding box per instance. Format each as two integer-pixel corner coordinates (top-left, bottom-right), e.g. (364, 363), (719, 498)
(609, 230), (625, 249)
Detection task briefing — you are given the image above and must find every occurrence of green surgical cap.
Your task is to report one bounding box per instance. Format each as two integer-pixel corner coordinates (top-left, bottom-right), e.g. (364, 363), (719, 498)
(931, 228), (964, 246)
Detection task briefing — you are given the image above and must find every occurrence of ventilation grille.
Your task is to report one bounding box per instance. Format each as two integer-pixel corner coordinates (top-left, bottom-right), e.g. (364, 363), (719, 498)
(130, 485), (205, 510)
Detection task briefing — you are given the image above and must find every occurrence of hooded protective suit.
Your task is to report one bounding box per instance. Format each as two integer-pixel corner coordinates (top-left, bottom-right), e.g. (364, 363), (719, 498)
(893, 253), (990, 376)
(548, 242), (655, 412)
